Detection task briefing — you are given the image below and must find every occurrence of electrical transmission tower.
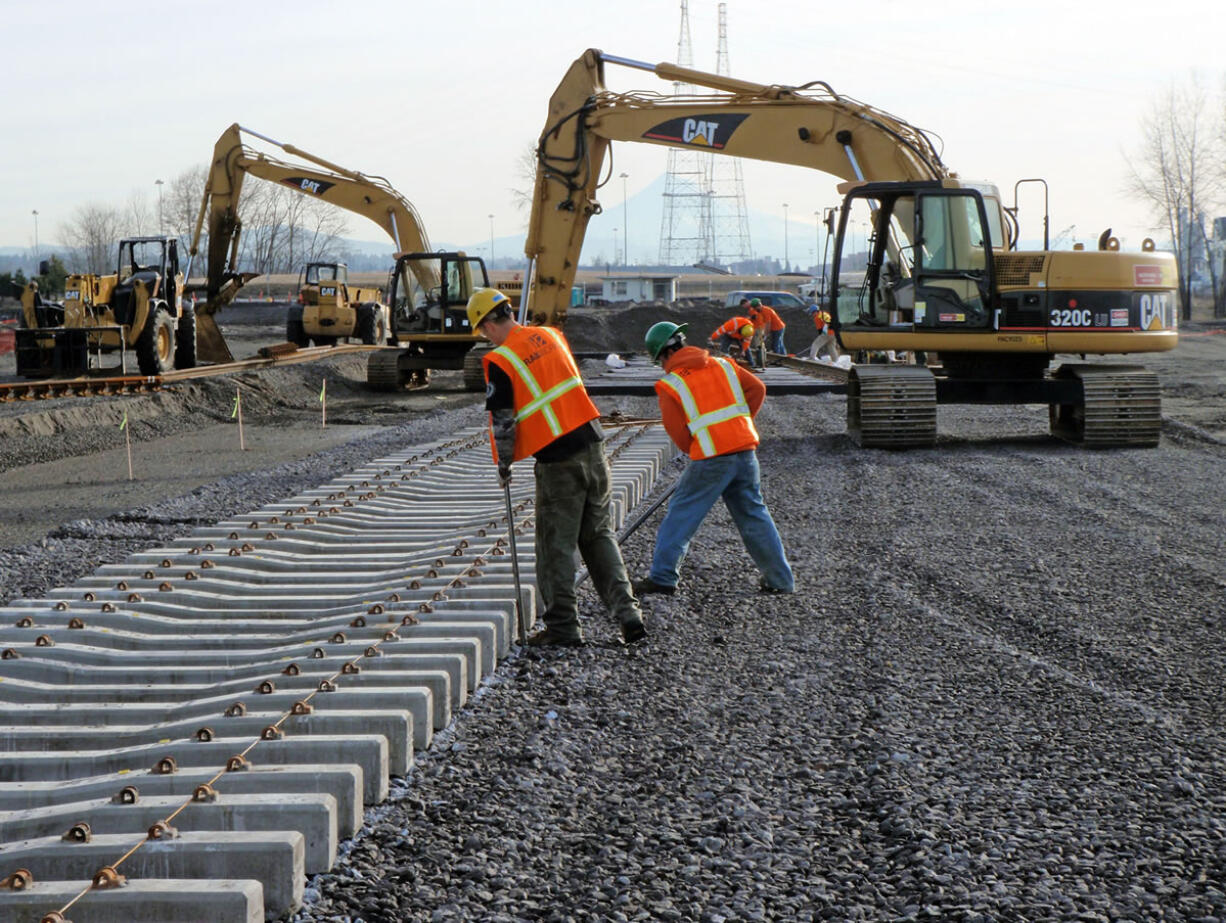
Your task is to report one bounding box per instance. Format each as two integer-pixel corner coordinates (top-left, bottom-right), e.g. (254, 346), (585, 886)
(657, 0), (714, 266)
(708, 2), (752, 266)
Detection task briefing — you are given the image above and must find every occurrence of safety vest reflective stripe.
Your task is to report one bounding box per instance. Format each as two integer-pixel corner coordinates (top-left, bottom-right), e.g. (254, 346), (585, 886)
(517, 376), (585, 430)
(660, 358), (752, 458)
(491, 344), (574, 437)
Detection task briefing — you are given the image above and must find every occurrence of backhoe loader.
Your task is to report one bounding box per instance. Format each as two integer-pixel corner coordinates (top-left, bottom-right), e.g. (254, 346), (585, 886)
(523, 49), (1177, 447)
(16, 236), (192, 378)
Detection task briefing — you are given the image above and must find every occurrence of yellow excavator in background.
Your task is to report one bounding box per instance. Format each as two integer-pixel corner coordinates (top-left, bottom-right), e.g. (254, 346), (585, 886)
(524, 49), (1178, 447)
(192, 124), (489, 389)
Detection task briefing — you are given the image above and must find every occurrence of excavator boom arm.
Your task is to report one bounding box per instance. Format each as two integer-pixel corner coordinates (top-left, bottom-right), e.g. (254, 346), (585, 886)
(188, 124), (437, 362)
(524, 49), (949, 325)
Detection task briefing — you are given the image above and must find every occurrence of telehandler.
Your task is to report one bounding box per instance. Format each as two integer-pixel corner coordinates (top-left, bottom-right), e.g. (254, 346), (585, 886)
(17, 236), (192, 378)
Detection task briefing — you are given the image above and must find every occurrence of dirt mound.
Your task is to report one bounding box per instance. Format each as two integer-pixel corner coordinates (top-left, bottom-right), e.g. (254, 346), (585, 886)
(564, 300), (755, 354)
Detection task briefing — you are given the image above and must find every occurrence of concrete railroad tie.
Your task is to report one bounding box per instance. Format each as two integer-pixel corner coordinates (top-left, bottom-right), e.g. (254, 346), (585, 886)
(0, 423), (677, 923)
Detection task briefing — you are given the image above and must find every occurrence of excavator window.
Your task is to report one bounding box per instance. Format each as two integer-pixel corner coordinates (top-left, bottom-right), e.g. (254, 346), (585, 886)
(445, 263), (465, 304)
(913, 192), (992, 327)
(305, 264), (342, 284)
(918, 195), (985, 272)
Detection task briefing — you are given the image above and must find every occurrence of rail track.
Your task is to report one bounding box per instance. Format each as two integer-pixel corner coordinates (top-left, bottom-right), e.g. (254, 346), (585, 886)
(0, 344), (379, 403)
(0, 422), (678, 923)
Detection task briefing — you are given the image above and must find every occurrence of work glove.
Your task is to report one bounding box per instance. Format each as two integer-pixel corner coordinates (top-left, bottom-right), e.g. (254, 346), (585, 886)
(498, 464), (512, 488)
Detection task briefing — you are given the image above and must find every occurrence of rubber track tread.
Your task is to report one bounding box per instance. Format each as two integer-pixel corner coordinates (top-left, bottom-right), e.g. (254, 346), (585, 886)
(1051, 364), (1161, 448)
(847, 365), (937, 449)
(366, 350), (405, 392)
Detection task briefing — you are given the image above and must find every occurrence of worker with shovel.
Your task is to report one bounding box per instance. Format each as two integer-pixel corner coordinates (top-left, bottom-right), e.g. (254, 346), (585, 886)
(467, 288), (646, 647)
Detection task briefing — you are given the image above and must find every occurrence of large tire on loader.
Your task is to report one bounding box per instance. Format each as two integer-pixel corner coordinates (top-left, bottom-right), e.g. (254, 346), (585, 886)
(136, 306), (176, 375)
(462, 345), (492, 392)
(356, 303), (388, 346)
(174, 309), (197, 370)
(286, 306), (309, 347)
(311, 334), (338, 348)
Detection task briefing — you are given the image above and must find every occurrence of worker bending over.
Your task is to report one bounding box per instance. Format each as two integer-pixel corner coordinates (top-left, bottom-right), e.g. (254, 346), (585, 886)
(709, 315), (756, 362)
(806, 305), (840, 362)
(747, 298), (787, 355)
(467, 288), (646, 647)
(634, 321), (794, 597)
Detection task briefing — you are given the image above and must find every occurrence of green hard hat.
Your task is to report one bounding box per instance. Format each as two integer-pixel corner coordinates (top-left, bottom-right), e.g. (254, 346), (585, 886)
(644, 321), (688, 361)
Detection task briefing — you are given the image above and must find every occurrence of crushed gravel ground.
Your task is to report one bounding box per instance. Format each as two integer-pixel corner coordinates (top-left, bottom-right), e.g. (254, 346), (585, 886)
(2, 304), (1225, 921)
(285, 394), (1226, 923)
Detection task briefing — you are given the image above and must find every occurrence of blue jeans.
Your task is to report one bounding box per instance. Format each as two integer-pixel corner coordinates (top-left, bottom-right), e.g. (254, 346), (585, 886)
(770, 329), (786, 354)
(650, 449), (794, 591)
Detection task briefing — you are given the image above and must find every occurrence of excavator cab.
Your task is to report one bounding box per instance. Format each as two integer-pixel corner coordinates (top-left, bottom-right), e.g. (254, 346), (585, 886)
(366, 251), (488, 392)
(831, 181), (996, 335)
(387, 252), (488, 337)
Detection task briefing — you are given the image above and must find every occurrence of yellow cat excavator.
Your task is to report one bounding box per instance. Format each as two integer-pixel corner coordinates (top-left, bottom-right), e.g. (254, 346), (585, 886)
(192, 125), (489, 389)
(524, 49), (1178, 447)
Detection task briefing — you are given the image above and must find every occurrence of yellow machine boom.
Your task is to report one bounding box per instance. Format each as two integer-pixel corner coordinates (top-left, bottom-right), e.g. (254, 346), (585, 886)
(190, 124), (438, 361)
(523, 49), (1178, 448)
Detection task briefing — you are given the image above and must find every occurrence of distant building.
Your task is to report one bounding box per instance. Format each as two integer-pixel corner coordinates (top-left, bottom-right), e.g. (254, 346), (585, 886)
(598, 274), (678, 304)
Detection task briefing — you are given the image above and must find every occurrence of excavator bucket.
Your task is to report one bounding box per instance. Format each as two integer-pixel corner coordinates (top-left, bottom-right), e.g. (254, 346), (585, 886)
(187, 271), (261, 364)
(195, 312), (234, 364)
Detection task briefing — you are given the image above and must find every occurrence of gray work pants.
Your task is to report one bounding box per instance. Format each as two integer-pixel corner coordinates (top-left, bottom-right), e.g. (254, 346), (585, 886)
(534, 441), (641, 637)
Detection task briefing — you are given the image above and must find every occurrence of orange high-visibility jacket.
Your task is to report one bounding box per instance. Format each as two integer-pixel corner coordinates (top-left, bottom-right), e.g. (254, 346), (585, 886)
(812, 309), (832, 333)
(750, 305), (785, 332)
(655, 356), (760, 459)
(483, 325), (599, 461)
(710, 316), (755, 343)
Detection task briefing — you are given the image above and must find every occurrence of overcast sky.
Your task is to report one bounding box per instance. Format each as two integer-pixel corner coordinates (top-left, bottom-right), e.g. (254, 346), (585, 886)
(2, 0), (1221, 259)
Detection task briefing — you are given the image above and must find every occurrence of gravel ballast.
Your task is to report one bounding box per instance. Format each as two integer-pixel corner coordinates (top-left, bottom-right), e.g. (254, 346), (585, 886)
(2, 307), (1225, 921)
(281, 392), (1226, 923)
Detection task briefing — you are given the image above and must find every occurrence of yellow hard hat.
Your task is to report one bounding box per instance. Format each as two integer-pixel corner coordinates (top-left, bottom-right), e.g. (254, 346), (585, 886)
(740, 324), (754, 338)
(466, 288), (511, 329)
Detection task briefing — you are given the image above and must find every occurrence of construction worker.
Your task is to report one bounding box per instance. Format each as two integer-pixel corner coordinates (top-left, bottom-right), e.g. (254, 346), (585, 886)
(747, 298), (787, 355)
(709, 315), (756, 361)
(633, 321), (794, 597)
(806, 305), (840, 361)
(467, 288), (646, 647)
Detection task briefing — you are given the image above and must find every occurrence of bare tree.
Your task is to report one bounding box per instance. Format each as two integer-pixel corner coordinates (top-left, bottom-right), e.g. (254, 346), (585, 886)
(125, 190), (154, 238)
(234, 184), (349, 275)
(58, 204), (124, 273)
(167, 165), (209, 274)
(1125, 74), (1225, 320)
(237, 182), (288, 275)
(53, 167), (352, 284)
(509, 142), (539, 217)
(294, 197), (349, 266)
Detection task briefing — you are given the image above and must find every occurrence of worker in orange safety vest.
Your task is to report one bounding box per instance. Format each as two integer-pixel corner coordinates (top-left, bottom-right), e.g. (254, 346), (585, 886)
(709, 315), (756, 362)
(467, 288), (646, 648)
(632, 321), (794, 597)
(806, 305), (841, 361)
(747, 298), (787, 355)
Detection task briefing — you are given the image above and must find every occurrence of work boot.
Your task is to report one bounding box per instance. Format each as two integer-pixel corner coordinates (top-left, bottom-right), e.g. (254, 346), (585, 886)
(620, 616), (647, 645)
(758, 580), (793, 595)
(632, 577), (676, 597)
(524, 627), (584, 648)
